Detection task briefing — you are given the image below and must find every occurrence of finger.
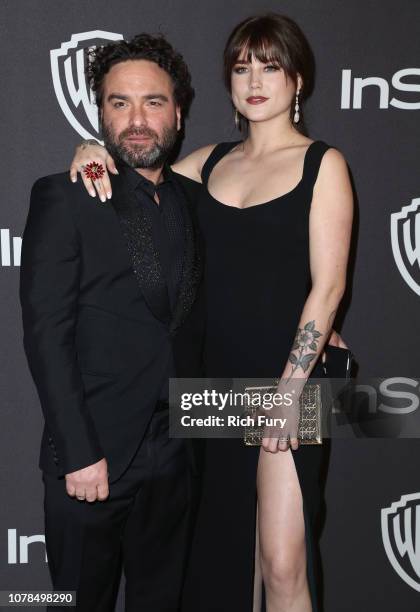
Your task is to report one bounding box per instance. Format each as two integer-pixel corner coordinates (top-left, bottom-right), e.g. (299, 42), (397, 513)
(262, 437), (273, 452)
(263, 427), (283, 450)
(338, 335), (348, 349)
(80, 172), (97, 198)
(330, 330), (349, 350)
(322, 350), (327, 363)
(262, 437), (279, 453)
(97, 483), (109, 501)
(66, 482), (76, 497)
(290, 437), (299, 451)
(85, 487), (98, 503)
(278, 439), (290, 452)
(107, 156), (119, 175)
(328, 333), (338, 347)
(101, 171), (113, 200)
(75, 488), (86, 501)
(70, 164), (78, 183)
(94, 178), (107, 203)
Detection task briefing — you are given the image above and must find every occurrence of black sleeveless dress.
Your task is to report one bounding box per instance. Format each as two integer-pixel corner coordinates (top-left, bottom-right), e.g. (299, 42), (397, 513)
(182, 140), (333, 612)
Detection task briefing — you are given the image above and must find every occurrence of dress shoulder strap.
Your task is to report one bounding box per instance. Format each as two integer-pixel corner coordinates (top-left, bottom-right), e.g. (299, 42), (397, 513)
(201, 141), (241, 186)
(301, 140), (333, 193)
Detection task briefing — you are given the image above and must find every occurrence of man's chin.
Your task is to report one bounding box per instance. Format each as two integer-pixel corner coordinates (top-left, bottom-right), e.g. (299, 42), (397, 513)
(121, 141), (153, 154)
(117, 148), (164, 170)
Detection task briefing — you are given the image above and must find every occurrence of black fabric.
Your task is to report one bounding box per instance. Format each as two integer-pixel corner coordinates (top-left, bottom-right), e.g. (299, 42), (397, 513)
(43, 409), (192, 612)
(116, 163), (187, 402)
(119, 163), (186, 311)
(182, 141), (332, 612)
(200, 141), (241, 187)
(20, 168), (204, 482)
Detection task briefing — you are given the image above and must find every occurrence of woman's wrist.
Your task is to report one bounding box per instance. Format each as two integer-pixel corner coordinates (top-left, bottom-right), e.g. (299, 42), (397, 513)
(79, 139), (101, 150)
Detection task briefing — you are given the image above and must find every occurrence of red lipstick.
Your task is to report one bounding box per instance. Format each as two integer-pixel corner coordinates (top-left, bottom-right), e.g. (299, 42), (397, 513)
(246, 96), (268, 104)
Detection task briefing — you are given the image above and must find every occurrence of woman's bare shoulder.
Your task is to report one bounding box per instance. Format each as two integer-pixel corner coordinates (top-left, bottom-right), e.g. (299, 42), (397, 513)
(313, 146), (352, 210)
(171, 144), (218, 183)
(318, 146), (349, 179)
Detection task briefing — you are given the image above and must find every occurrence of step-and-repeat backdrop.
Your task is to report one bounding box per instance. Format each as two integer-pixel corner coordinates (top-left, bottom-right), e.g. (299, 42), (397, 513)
(1, 1), (419, 610)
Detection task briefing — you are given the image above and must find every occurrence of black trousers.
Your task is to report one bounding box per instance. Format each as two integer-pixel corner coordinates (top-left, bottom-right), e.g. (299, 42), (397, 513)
(43, 407), (192, 612)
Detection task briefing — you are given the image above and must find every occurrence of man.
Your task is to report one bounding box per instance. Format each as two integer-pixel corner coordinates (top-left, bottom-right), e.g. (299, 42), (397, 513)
(20, 34), (204, 611)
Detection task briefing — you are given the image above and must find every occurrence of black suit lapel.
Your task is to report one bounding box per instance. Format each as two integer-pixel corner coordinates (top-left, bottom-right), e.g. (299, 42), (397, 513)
(110, 172), (171, 324)
(169, 172), (203, 333)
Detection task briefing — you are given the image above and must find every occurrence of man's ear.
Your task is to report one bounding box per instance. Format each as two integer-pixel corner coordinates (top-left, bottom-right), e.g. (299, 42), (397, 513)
(176, 106), (182, 131)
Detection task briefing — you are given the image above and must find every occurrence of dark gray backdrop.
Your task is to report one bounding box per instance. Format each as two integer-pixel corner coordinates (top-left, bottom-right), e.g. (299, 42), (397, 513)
(1, 1), (419, 610)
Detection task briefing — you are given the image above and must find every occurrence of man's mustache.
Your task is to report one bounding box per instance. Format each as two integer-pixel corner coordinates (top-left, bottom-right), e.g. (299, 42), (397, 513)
(119, 127), (159, 142)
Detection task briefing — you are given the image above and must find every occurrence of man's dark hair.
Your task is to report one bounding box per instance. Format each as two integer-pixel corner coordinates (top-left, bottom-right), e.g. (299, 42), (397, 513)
(87, 33), (195, 117)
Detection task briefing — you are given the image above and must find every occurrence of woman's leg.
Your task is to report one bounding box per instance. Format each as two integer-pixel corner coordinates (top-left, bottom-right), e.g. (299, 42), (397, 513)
(253, 507), (263, 612)
(257, 447), (312, 612)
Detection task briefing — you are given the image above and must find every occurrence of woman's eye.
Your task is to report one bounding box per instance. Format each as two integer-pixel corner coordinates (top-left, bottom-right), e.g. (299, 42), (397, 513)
(233, 66), (248, 74)
(264, 64), (280, 72)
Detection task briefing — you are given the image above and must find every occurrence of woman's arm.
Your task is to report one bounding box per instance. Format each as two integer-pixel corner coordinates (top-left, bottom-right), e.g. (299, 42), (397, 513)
(68, 139), (217, 199)
(171, 144), (217, 182)
(263, 147), (353, 453)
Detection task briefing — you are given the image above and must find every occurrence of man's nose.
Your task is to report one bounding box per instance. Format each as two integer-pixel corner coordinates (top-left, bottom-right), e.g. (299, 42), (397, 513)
(130, 105), (147, 126)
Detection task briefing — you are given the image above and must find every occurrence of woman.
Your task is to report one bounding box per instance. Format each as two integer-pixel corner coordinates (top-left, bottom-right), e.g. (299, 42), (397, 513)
(70, 13), (353, 611)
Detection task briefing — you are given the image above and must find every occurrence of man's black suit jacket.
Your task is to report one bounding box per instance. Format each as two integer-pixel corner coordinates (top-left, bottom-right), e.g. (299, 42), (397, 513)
(20, 168), (205, 482)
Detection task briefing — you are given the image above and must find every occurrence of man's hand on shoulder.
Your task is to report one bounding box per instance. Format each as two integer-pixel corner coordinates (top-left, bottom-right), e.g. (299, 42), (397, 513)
(65, 458), (109, 502)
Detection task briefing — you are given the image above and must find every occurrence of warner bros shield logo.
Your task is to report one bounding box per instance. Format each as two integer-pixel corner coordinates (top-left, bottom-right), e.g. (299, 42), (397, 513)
(391, 198), (420, 296)
(381, 492), (420, 591)
(50, 31), (124, 141)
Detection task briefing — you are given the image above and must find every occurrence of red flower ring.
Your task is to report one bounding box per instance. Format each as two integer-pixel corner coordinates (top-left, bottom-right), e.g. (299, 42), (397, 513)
(83, 161), (105, 181)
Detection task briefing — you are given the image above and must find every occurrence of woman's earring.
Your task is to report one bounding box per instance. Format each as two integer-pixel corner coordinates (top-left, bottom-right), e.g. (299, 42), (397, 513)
(234, 109), (240, 130)
(293, 91), (300, 124)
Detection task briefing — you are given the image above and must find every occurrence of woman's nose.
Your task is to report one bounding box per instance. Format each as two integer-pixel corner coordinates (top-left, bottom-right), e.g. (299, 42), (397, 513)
(249, 72), (262, 89)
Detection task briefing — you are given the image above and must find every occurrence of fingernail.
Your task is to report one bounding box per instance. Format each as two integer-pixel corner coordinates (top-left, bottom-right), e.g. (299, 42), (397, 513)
(89, 191), (96, 197)
(100, 195), (106, 203)
(71, 176), (76, 183)
(107, 192), (112, 199)
(114, 169), (119, 174)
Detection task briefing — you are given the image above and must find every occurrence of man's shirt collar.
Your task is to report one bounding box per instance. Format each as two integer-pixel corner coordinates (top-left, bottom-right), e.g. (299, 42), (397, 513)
(117, 161), (174, 197)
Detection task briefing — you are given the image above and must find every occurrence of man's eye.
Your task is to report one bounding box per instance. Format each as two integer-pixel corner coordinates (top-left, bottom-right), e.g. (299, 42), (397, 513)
(148, 100), (163, 107)
(113, 101), (126, 108)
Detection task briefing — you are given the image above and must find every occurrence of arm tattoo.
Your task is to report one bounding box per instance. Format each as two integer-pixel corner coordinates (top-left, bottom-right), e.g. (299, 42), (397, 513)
(287, 320), (323, 380)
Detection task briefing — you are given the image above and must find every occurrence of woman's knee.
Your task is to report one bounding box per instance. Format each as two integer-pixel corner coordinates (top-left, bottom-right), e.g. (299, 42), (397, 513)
(260, 549), (306, 595)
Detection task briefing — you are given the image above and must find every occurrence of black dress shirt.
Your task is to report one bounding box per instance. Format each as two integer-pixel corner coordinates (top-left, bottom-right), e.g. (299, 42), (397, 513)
(119, 163), (186, 313)
(118, 163), (187, 401)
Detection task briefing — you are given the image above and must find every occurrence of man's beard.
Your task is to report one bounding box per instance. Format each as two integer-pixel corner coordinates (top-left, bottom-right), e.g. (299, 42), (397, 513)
(101, 121), (178, 170)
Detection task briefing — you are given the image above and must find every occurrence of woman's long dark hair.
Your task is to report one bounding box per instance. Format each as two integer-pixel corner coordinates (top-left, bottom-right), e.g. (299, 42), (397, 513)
(223, 14), (315, 133)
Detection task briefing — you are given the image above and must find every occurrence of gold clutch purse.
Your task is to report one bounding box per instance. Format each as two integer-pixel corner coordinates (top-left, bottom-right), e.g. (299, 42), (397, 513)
(243, 383), (322, 446)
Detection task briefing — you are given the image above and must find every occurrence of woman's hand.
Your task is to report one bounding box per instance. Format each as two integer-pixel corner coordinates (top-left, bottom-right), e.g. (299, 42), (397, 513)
(322, 328), (348, 363)
(69, 140), (117, 202)
(327, 328), (348, 349)
(261, 379), (304, 454)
